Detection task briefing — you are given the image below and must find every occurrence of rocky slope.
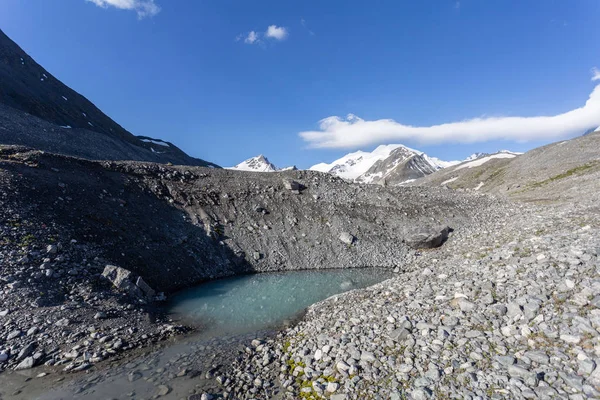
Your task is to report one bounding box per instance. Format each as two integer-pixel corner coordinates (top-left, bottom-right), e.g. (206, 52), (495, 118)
(0, 29), (216, 167)
(412, 134), (600, 205)
(0, 145), (501, 294)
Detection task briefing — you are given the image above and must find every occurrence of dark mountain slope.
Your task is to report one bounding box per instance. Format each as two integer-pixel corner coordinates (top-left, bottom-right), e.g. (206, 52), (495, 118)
(0, 29), (217, 167)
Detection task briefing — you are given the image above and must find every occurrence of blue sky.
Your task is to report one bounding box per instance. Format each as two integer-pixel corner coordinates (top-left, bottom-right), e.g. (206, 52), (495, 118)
(1, 0), (599, 168)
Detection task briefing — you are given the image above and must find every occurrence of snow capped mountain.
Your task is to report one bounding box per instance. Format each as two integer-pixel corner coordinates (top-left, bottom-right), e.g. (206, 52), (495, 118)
(309, 144), (461, 185)
(356, 146), (434, 184)
(464, 153), (487, 162)
(452, 151), (521, 171)
(310, 144), (402, 181)
(309, 144), (422, 181)
(309, 145), (522, 186)
(228, 155), (278, 172)
(228, 155), (297, 172)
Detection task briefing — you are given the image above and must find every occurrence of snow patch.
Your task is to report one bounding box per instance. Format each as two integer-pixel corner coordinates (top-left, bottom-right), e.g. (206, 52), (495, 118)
(454, 153), (517, 171)
(399, 179), (416, 185)
(474, 182), (484, 191)
(60, 125), (72, 129)
(140, 139), (170, 147)
(62, 96), (68, 101)
(441, 177), (458, 185)
(82, 112), (87, 118)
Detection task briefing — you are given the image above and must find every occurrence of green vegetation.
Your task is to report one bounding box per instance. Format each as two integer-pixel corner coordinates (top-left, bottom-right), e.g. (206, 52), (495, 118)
(529, 162), (598, 189)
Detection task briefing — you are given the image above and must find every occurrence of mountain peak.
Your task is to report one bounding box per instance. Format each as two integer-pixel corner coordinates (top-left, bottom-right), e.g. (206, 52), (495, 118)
(229, 155), (278, 172)
(309, 143), (460, 184)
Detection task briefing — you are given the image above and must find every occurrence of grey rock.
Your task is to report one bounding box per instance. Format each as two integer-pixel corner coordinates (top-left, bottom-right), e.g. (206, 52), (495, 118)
(405, 226), (450, 249)
(15, 356), (35, 370)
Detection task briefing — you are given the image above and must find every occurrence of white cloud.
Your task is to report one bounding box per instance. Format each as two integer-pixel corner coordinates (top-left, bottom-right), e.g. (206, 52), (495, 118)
(238, 25), (288, 45)
(265, 25), (288, 41)
(592, 67), (600, 82)
(244, 31), (260, 44)
(299, 84), (600, 149)
(86, 0), (160, 18)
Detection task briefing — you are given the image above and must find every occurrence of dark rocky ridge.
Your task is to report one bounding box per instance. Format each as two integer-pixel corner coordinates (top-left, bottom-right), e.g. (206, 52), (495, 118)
(0, 145), (506, 294)
(0, 29), (216, 167)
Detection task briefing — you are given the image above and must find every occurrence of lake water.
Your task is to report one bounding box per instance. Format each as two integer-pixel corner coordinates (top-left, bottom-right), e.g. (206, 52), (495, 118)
(168, 268), (395, 338)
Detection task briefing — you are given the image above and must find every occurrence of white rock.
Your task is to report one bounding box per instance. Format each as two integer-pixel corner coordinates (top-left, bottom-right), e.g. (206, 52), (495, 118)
(327, 382), (340, 393)
(314, 349), (322, 361)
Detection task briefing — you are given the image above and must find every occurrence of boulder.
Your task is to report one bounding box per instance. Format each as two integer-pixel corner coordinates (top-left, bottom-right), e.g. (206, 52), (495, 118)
(15, 356), (35, 370)
(102, 265), (153, 300)
(405, 226), (450, 249)
(102, 265), (133, 290)
(339, 232), (356, 245)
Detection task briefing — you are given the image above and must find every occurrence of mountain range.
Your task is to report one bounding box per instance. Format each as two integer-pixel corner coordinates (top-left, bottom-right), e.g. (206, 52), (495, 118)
(230, 145), (522, 187)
